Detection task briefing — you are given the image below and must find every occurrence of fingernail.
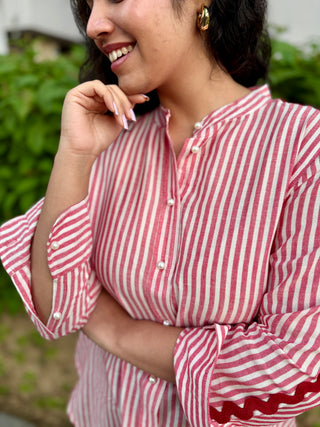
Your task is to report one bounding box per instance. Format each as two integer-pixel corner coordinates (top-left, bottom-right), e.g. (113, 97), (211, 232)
(113, 101), (119, 116)
(122, 114), (129, 130)
(130, 108), (136, 122)
(141, 94), (150, 101)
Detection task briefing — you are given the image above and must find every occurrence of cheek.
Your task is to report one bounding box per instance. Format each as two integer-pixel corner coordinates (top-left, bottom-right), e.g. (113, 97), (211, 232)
(120, 2), (169, 43)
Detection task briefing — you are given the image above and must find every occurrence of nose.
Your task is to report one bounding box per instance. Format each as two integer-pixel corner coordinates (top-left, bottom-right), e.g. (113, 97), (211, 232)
(86, 3), (115, 41)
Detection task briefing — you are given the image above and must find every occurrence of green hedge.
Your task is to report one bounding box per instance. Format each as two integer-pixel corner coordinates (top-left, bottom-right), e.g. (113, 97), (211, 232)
(0, 38), (320, 313)
(268, 39), (320, 109)
(0, 40), (85, 312)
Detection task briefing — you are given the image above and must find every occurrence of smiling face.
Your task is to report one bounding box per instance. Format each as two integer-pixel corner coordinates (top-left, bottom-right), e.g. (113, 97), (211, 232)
(85, 0), (209, 96)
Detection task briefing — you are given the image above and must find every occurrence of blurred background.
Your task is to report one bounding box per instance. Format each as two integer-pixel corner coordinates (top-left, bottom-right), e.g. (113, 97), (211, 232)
(0, 0), (320, 426)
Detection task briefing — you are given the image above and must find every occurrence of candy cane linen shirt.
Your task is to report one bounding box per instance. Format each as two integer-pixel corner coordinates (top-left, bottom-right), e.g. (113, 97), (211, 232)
(1, 85), (320, 427)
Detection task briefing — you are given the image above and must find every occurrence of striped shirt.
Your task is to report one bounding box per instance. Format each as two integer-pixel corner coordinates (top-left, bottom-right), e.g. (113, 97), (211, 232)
(1, 85), (320, 426)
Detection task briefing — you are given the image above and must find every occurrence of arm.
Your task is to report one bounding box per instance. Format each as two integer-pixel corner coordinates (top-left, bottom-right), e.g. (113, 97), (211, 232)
(83, 289), (183, 383)
(30, 81), (148, 323)
(0, 196), (101, 339)
(31, 151), (95, 323)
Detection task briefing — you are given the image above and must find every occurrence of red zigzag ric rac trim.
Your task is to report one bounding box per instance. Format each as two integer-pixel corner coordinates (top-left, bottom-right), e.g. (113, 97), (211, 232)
(209, 373), (320, 424)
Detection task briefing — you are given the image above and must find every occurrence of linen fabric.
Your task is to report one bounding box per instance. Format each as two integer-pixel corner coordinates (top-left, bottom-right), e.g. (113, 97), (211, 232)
(1, 86), (320, 426)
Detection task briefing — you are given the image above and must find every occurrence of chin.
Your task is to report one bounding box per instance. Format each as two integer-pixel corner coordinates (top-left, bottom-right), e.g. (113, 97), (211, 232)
(118, 76), (153, 97)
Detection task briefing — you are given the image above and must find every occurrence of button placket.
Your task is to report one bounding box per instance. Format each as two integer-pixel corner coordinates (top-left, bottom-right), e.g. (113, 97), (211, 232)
(53, 312), (62, 320)
(50, 241), (60, 250)
(157, 261), (166, 270)
(191, 145), (200, 154)
(148, 375), (157, 384)
(193, 121), (202, 131)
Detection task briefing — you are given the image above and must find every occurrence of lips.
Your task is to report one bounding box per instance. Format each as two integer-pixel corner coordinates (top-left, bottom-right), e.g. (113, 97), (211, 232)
(102, 43), (135, 64)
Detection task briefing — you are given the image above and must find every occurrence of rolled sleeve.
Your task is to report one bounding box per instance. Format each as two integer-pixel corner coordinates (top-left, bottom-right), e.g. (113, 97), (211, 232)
(174, 324), (230, 427)
(47, 200), (93, 278)
(0, 197), (101, 340)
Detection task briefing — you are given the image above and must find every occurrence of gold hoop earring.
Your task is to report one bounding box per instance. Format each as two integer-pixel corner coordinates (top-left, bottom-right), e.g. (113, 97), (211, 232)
(197, 4), (210, 32)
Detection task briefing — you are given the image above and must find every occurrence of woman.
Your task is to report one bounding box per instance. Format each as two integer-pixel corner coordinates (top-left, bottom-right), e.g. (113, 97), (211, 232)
(1, 0), (320, 425)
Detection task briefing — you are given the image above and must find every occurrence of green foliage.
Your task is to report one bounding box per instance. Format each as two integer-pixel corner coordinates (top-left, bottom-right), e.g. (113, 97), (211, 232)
(0, 39), (85, 313)
(19, 371), (37, 393)
(268, 39), (320, 108)
(35, 395), (66, 410)
(0, 40), (84, 221)
(0, 37), (320, 314)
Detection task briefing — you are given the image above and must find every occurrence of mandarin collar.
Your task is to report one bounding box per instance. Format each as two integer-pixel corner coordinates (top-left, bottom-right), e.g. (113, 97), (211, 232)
(154, 85), (272, 132)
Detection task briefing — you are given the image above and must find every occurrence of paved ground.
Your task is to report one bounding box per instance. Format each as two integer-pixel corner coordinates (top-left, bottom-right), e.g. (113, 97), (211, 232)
(0, 413), (35, 427)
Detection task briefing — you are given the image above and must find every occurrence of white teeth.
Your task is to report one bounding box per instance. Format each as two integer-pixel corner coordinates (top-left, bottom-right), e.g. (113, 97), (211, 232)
(108, 45), (134, 63)
(110, 51), (118, 62)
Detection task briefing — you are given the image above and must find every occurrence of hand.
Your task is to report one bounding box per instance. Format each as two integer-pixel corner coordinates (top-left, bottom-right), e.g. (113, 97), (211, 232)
(59, 81), (148, 159)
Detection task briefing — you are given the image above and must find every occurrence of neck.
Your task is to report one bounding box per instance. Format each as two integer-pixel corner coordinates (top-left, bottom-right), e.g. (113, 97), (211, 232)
(157, 66), (250, 156)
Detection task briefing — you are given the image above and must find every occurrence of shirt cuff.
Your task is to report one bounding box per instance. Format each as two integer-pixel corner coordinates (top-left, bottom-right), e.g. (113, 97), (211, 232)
(0, 198), (44, 275)
(173, 323), (230, 427)
(0, 197), (98, 339)
(46, 197), (93, 278)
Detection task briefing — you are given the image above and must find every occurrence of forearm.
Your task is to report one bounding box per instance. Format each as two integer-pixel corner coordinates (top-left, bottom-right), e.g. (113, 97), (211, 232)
(28, 82), (148, 325)
(31, 150), (95, 323)
(115, 318), (182, 383)
(83, 291), (183, 383)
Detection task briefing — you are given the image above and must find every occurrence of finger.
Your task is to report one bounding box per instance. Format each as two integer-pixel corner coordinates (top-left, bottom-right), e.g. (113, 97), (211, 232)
(127, 94), (150, 106)
(116, 92), (150, 124)
(69, 81), (116, 117)
(81, 82), (128, 130)
(106, 85), (132, 129)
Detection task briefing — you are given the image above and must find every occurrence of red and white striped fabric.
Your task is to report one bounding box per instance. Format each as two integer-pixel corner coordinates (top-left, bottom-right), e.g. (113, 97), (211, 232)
(1, 85), (320, 426)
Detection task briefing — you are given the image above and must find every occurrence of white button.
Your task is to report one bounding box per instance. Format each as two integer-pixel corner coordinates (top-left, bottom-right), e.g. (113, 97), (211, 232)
(50, 242), (60, 250)
(53, 312), (62, 320)
(157, 261), (166, 270)
(191, 146), (200, 154)
(148, 375), (157, 384)
(167, 198), (175, 207)
(163, 320), (171, 327)
(193, 122), (202, 130)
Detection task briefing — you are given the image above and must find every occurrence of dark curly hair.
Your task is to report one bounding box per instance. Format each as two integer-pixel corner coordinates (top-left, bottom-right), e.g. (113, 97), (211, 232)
(206, 0), (271, 87)
(70, 0), (271, 114)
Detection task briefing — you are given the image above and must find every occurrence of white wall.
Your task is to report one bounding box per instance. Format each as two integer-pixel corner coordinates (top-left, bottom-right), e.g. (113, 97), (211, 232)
(0, 0), (82, 54)
(3, 0), (81, 41)
(268, 0), (320, 46)
(0, 0), (8, 53)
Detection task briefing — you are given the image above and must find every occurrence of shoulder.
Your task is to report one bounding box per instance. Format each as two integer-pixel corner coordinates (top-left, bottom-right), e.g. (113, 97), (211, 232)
(266, 94), (320, 134)
(270, 100), (320, 187)
(258, 93), (320, 158)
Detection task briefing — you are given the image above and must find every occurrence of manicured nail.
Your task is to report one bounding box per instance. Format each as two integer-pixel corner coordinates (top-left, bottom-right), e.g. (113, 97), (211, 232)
(141, 94), (150, 101)
(130, 108), (136, 122)
(122, 114), (129, 130)
(113, 101), (119, 116)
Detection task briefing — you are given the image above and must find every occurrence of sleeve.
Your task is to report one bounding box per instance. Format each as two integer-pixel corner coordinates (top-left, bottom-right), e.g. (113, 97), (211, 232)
(174, 116), (320, 426)
(0, 197), (101, 340)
